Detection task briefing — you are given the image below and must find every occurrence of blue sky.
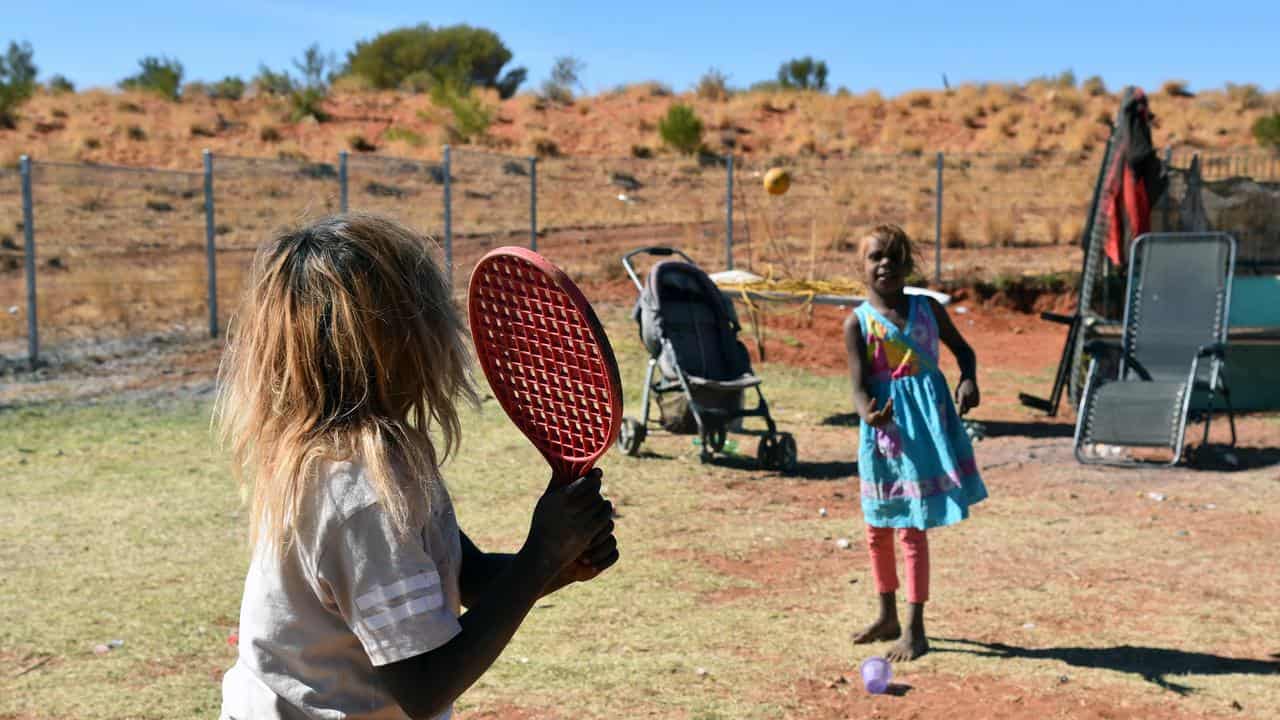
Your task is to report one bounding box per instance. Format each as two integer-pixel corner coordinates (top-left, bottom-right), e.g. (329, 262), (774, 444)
(7, 1), (1278, 97)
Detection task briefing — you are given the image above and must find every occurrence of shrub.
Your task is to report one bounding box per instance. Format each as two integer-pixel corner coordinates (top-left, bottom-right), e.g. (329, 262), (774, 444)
(542, 56), (583, 104)
(1253, 113), (1280, 150)
(348, 134), (376, 152)
(126, 125), (147, 141)
(1160, 79), (1194, 98)
(400, 70), (434, 94)
(429, 76), (492, 142)
(210, 76), (246, 100)
(120, 56), (184, 100)
(658, 104), (704, 155)
(259, 126), (283, 143)
(383, 126), (425, 147)
(47, 73), (74, 94)
(330, 73), (373, 93)
(254, 65), (295, 95)
(0, 41), (37, 128)
(530, 136), (559, 157)
(776, 57), (828, 91)
(695, 68), (731, 101)
(1081, 75), (1106, 96)
(1032, 69), (1076, 89)
(1226, 83), (1265, 111)
(345, 23), (525, 99)
(289, 86), (328, 122)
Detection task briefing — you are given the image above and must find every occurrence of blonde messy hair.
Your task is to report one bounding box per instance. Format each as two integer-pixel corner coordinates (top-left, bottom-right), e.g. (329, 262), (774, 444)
(215, 213), (476, 554)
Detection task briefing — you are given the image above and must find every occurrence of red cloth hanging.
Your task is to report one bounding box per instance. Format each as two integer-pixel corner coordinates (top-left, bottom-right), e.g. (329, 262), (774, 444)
(1105, 165), (1152, 266)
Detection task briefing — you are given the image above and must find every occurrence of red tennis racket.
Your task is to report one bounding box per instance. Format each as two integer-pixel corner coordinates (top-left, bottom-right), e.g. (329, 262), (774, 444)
(467, 247), (623, 487)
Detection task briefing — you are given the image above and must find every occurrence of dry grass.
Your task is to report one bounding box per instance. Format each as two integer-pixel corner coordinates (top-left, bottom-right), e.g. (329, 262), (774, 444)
(3, 77), (1269, 171)
(2, 78), (1273, 349)
(3, 312), (1279, 719)
(984, 212), (1018, 247)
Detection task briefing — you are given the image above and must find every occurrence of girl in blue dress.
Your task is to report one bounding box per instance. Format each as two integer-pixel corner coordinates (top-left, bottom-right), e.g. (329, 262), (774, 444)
(842, 224), (988, 661)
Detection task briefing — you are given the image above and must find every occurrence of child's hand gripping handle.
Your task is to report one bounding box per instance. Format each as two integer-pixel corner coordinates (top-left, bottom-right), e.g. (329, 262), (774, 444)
(528, 468), (617, 584)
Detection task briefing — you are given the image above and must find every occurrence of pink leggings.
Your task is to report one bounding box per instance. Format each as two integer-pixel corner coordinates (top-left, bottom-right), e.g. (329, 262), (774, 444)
(865, 525), (930, 603)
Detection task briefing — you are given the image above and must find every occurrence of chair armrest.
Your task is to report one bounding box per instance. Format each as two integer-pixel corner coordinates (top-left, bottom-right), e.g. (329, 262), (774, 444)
(1039, 311), (1074, 325)
(1082, 340), (1115, 356)
(1197, 343), (1226, 358)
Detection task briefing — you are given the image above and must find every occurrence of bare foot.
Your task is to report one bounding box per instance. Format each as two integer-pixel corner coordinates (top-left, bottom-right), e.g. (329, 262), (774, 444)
(851, 617), (901, 644)
(885, 625), (929, 662)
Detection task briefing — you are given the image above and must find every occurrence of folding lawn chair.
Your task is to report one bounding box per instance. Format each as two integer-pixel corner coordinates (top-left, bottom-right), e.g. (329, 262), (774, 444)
(1074, 232), (1237, 466)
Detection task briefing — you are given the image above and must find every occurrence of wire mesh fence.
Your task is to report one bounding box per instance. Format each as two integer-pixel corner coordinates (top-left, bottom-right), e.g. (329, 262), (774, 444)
(1170, 149), (1280, 182)
(210, 154), (343, 331)
(9, 161), (207, 361)
(733, 153), (935, 282)
(0, 167), (25, 359)
(1165, 150), (1280, 272)
(537, 153), (729, 282)
(344, 152), (446, 238)
(449, 147), (535, 286)
(4, 144), (1275, 367)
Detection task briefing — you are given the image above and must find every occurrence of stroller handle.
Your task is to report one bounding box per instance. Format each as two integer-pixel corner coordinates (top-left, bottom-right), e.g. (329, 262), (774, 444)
(621, 246), (696, 291)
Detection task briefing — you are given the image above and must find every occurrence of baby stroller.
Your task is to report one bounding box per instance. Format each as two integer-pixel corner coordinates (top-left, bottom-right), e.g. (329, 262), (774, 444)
(617, 247), (797, 470)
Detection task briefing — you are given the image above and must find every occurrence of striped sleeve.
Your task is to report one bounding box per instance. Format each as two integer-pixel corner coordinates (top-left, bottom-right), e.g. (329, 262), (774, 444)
(318, 504), (462, 666)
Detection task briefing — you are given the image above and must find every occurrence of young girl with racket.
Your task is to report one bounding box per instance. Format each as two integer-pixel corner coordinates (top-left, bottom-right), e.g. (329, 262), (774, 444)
(217, 213), (617, 719)
(843, 224), (987, 662)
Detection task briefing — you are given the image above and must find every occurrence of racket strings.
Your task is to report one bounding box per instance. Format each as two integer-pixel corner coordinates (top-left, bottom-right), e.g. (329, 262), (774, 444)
(472, 256), (614, 459)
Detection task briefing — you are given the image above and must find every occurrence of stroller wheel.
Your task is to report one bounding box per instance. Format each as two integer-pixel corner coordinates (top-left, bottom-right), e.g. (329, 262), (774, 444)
(757, 434), (779, 470)
(774, 432), (798, 473)
(705, 426), (727, 453)
(618, 417), (646, 457)
(758, 432), (798, 472)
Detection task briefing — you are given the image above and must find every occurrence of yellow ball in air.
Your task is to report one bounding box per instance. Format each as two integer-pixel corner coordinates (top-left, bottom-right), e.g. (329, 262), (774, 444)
(763, 167), (791, 195)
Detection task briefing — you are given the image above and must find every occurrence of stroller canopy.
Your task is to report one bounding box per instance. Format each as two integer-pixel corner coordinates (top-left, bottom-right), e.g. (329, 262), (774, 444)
(634, 260), (752, 383)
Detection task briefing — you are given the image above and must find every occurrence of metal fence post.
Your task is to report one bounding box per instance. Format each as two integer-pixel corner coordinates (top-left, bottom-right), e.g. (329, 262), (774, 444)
(339, 150), (349, 213)
(529, 156), (538, 251)
(934, 151), (943, 285)
(725, 154), (734, 270)
(20, 155), (37, 367)
(203, 150), (219, 338)
(442, 145), (452, 284)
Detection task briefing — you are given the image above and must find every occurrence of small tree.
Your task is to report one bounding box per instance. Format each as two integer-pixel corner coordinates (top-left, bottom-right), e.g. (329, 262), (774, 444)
(210, 76), (246, 100)
(120, 56), (184, 100)
(1081, 75), (1107, 97)
(696, 67), (731, 101)
(0, 41), (38, 128)
(254, 65), (295, 95)
(47, 73), (74, 94)
(293, 44), (334, 91)
(543, 56), (584, 103)
(429, 74), (492, 142)
(288, 44), (333, 122)
(1253, 113), (1280, 150)
(658, 104), (704, 155)
(344, 24), (525, 98)
(776, 57), (828, 92)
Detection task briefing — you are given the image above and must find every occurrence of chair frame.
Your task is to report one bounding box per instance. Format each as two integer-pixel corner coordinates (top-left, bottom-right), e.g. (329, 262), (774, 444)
(1073, 232), (1238, 466)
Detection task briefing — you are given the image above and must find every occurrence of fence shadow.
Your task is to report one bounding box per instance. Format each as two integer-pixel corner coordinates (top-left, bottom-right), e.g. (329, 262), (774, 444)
(933, 637), (1280, 695)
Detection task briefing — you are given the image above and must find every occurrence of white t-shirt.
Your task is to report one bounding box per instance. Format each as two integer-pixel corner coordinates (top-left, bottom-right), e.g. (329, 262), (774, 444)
(221, 459), (463, 720)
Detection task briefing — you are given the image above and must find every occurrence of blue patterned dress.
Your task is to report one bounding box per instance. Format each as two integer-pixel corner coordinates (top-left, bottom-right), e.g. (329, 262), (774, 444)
(855, 295), (987, 530)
